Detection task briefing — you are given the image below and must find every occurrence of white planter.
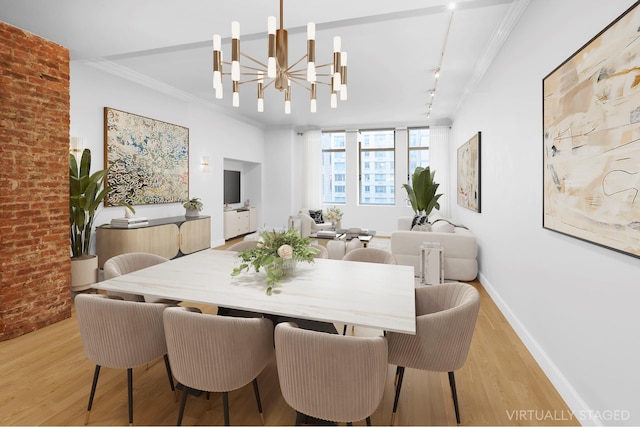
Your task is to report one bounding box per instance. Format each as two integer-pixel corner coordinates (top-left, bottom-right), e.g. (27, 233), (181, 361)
(71, 256), (98, 292)
(185, 209), (200, 217)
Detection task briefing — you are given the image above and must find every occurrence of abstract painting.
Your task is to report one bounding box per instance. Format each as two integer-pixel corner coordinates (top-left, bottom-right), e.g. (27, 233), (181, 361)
(457, 132), (481, 212)
(543, 1), (640, 258)
(104, 107), (189, 206)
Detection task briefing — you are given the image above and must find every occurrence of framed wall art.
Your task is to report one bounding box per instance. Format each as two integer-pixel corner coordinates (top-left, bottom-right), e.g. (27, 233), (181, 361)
(543, 1), (640, 258)
(457, 131), (481, 212)
(104, 107), (189, 206)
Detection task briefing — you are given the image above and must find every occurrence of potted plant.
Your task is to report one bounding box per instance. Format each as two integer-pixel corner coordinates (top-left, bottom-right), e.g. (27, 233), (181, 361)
(70, 149), (112, 291)
(183, 197), (203, 217)
(231, 229), (319, 295)
(402, 166), (443, 228)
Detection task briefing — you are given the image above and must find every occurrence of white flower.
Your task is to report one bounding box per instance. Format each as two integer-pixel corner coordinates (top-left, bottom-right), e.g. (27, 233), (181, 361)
(277, 244), (293, 259)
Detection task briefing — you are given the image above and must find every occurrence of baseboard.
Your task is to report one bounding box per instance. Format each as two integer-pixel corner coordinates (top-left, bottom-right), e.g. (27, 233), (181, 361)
(478, 272), (600, 427)
(211, 238), (226, 249)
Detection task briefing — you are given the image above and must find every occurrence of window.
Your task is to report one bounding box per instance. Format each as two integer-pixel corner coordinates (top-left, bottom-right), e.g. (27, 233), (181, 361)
(359, 130), (395, 205)
(322, 131), (346, 204)
(408, 128), (430, 181)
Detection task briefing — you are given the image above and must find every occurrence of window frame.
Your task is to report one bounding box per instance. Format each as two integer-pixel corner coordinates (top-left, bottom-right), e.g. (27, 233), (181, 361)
(407, 127), (431, 183)
(321, 131), (347, 204)
(358, 129), (396, 206)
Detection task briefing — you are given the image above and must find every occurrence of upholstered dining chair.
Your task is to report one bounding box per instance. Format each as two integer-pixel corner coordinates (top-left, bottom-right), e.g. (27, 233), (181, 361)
(274, 322), (387, 426)
(103, 252), (170, 302)
(386, 282), (480, 425)
(163, 307), (274, 426)
(75, 294), (175, 426)
(225, 240), (260, 252)
(341, 247), (396, 264)
(309, 243), (329, 259)
(340, 248), (396, 334)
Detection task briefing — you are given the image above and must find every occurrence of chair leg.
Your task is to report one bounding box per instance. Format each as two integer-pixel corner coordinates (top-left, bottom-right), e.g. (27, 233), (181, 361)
(295, 411), (306, 426)
(390, 366), (405, 425)
(222, 391), (230, 426)
(177, 385), (190, 426)
(448, 371), (461, 424)
(127, 368), (133, 426)
(342, 324), (347, 335)
(163, 354), (175, 391)
(85, 365), (101, 425)
(366, 416), (372, 426)
(252, 378), (265, 424)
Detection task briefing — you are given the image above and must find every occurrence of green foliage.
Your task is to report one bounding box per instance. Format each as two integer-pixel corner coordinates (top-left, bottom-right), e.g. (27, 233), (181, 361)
(183, 197), (203, 211)
(231, 229), (319, 295)
(402, 166), (443, 216)
(70, 149), (112, 258)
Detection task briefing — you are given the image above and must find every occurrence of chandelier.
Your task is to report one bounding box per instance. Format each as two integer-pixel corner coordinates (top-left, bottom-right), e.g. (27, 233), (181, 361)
(212, 0), (348, 114)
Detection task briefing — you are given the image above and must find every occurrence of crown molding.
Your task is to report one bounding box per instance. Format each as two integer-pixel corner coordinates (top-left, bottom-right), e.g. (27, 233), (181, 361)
(76, 58), (266, 130)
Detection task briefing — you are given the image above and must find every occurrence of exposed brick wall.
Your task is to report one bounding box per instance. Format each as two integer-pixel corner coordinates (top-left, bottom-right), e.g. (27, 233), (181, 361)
(0, 22), (71, 341)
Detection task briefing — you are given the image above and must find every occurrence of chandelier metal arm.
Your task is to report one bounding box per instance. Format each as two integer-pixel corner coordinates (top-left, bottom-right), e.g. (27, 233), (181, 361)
(285, 54), (308, 74)
(289, 77), (312, 92)
(240, 52), (268, 69)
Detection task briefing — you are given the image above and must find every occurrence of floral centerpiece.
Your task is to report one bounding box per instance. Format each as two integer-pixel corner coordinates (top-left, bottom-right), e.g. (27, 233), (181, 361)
(325, 206), (343, 227)
(231, 229), (319, 295)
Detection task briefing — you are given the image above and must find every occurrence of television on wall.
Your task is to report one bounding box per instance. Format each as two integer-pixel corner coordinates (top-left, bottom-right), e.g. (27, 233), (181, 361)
(224, 170), (241, 204)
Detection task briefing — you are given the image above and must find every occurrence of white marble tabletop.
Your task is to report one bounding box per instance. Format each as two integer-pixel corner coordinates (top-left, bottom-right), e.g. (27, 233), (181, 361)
(92, 249), (416, 334)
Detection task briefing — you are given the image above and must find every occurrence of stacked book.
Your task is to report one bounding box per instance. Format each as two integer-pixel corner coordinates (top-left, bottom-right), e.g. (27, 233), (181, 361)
(110, 217), (149, 228)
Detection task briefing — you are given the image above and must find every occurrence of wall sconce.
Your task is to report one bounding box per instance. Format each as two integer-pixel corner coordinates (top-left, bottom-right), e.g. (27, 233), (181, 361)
(70, 136), (83, 158)
(201, 156), (210, 173)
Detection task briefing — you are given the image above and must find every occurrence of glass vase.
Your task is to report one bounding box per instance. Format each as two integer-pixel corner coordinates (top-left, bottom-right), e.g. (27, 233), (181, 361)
(280, 258), (297, 277)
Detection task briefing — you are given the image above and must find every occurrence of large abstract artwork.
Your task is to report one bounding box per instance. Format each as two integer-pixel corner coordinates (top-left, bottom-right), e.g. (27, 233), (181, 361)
(543, 1), (640, 258)
(457, 132), (481, 212)
(104, 108), (189, 206)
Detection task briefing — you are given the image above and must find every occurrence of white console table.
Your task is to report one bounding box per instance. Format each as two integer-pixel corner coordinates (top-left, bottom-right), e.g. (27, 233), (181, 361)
(223, 207), (257, 240)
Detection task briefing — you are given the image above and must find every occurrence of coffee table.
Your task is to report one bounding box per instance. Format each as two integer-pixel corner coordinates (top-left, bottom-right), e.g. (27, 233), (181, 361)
(311, 229), (376, 248)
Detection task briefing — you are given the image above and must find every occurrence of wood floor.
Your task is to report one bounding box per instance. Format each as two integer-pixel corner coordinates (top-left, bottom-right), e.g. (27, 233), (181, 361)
(0, 240), (579, 426)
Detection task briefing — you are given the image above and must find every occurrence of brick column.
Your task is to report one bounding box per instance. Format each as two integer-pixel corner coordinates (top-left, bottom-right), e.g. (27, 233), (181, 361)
(0, 22), (71, 341)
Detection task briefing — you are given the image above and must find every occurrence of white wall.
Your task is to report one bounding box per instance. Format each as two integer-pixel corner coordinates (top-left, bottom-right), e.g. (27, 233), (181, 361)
(263, 127), (298, 230)
(70, 62), (265, 249)
(450, 1), (639, 425)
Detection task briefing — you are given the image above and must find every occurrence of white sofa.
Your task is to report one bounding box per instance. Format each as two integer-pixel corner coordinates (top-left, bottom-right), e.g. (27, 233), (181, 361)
(390, 213), (478, 281)
(298, 208), (333, 238)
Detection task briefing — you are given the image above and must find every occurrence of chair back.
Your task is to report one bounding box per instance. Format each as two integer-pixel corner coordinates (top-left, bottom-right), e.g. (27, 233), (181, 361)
(342, 247), (396, 264)
(163, 307), (273, 392)
(274, 322), (387, 423)
(309, 243), (329, 259)
(226, 240), (260, 252)
(75, 294), (169, 369)
(387, 282), (480, 372)
(103, 252), (169, 301)
(103, 252), (169, 279)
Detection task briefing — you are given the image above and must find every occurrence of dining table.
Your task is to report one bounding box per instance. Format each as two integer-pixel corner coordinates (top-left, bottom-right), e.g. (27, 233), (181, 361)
(92, 249), (416, 334)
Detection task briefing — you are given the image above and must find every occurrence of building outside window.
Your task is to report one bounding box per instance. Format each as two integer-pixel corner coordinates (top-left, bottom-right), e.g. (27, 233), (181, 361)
(359, 130), (395, 205)
(322, 131), (346, 203)
(408, 127), (430, 181)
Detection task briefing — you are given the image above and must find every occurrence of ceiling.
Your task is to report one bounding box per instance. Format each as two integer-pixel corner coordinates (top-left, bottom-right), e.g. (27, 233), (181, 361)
(0, 0), (529, 129)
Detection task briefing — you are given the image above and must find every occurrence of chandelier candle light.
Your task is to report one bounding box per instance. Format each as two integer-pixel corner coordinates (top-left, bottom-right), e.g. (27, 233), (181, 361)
(212, 0), (348, 114)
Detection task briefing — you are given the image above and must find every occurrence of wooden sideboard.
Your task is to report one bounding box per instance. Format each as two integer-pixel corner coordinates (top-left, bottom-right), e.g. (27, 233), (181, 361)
(96, 216), (211, 268)
(223, 207), (257, 240)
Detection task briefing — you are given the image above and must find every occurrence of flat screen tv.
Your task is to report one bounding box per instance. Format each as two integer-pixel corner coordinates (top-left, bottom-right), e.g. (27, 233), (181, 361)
(224, 170), (241, 204)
